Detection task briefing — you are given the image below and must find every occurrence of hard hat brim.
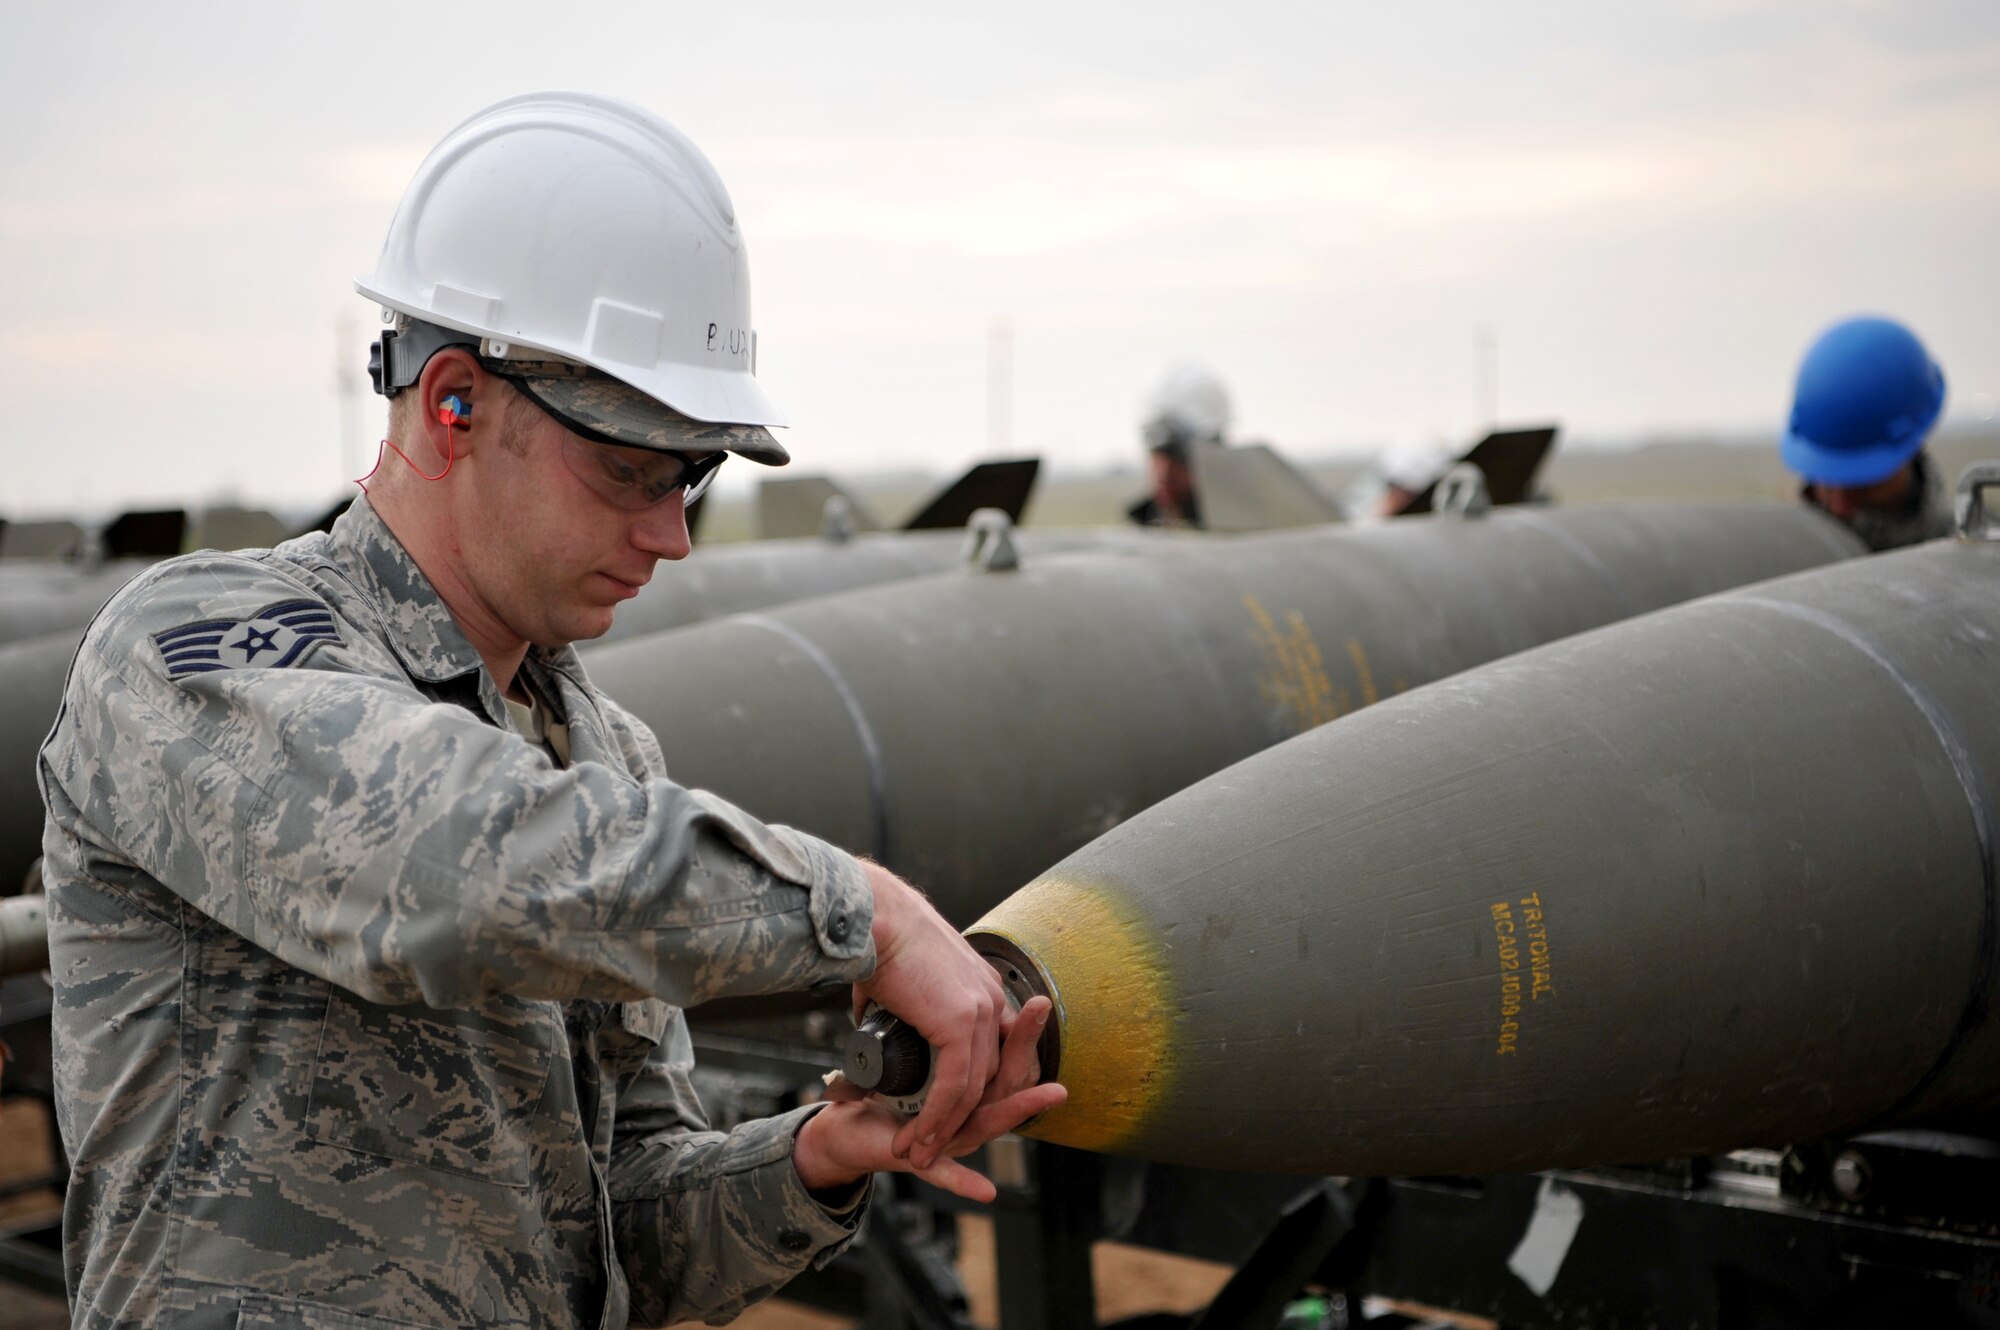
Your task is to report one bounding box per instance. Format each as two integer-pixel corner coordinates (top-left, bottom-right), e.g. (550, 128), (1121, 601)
(1780, 429), (1926, 489)
(512, 372), (789, 465)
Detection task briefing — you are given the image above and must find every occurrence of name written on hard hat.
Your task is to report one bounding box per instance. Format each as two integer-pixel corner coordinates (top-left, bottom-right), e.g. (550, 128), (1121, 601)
(706, 323), (752, 358)
(1492, 893), (1556, 1056)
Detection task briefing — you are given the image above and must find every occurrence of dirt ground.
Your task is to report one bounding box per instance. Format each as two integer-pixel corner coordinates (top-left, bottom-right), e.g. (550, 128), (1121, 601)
(0, 1099), (68, 1330)
(726, 1216), (1238, 1330)
(730, 1216), (1489, 1330)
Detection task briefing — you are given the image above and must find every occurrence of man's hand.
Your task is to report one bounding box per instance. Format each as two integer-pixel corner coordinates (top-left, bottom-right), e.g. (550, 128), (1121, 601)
(855, 863), (1015, 1167)
(795, 997), (1065, 1203)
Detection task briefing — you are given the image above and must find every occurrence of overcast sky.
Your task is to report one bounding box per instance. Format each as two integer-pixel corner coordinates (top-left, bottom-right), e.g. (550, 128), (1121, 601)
(4, 1), (1997, 517)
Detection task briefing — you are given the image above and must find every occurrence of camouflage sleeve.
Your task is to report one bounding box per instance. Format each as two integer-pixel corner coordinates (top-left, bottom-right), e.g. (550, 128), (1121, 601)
(42, 554), (875, 1009)
(607, 1008), (871, 1327)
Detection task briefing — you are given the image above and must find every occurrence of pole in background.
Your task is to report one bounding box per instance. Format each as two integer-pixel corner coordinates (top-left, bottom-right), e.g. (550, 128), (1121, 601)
(1473, 322), (1497, 433)
(988, 316), (1014, 456)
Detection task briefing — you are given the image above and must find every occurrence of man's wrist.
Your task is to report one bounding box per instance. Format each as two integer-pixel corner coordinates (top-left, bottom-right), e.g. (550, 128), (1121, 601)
(792, 1105), (864, 1195)
(865, 864), (905, 953)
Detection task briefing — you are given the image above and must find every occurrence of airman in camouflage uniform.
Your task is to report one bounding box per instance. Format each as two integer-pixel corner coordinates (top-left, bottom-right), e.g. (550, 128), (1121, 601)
(37, 90), (1058, 1330)
(40, 499), (883, 1327)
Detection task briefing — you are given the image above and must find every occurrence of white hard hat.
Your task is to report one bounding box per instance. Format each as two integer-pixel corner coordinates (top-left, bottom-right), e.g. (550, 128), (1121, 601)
(357, 91), (787, 462)
(1378, 441), (1454, 493)
(1141, 360), (1233, 455)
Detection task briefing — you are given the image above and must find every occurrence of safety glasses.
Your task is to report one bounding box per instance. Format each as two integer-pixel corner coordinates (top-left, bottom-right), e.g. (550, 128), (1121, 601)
(560, 435), (726, 511)
(495, 370), (727, 510)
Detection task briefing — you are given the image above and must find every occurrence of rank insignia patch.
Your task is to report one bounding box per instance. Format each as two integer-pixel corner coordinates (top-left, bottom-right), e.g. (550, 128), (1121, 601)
(153, 599), (342, 679)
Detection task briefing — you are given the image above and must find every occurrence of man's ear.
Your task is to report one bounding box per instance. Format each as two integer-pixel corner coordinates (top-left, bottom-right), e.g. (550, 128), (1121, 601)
(412, 348), (485, 466)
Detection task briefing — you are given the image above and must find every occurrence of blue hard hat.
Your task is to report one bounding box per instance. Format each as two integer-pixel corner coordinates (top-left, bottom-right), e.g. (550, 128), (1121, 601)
(1781, 316), (1946, 487)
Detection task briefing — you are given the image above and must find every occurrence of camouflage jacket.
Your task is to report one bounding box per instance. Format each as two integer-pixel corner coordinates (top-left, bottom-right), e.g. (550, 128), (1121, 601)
(37, 498), (878, 1330)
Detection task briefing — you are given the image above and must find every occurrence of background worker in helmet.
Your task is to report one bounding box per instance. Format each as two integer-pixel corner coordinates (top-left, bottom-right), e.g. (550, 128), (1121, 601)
(1782, 315), (1953, 552)
(1128, 359), (1233, 528)
(1370, 440), (1456, 519)
(38, 92), (1059, 1330)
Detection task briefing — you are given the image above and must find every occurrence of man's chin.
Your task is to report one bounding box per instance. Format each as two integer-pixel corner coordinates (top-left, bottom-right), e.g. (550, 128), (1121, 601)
(536, 608), (617, 650)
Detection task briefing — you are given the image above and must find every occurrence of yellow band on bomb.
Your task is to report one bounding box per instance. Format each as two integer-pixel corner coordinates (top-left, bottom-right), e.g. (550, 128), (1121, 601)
(972, 876), (1176, 1154)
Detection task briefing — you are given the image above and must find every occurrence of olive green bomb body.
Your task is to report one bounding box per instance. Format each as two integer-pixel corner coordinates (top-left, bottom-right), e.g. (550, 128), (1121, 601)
(0, 561), (149, 647)
(598, 527), (1168, 643)
(970, 532), (2000, 1175)
(0, 529), (1156, 896)
(0, 629), (86, 893)
(0, 505), (1862, 968)
(0, 893), (48, 978)
(585, 503), (1860, 930)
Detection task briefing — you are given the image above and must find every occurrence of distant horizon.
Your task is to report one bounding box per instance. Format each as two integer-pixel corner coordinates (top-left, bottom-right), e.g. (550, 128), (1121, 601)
(11, 418), (2000, 529)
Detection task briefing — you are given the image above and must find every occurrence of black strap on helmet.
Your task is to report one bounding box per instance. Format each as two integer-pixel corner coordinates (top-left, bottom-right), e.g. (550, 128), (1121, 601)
(367, 318), (480, 398)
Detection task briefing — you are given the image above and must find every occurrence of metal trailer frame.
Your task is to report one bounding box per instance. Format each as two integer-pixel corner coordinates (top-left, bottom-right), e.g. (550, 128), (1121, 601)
(695, 1024), (2000, 1330)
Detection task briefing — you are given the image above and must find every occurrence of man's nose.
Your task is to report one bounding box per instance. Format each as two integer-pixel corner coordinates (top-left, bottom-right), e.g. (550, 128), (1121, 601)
(631, 493), (693, 561)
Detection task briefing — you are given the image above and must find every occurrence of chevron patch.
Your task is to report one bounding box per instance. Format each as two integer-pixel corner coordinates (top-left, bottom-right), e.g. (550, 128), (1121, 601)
(152, 599), (342, 680)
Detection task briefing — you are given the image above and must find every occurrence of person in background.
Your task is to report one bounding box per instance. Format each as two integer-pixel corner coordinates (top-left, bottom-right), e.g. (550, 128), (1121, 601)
(1782, 315), (1952, 552)
(1370, 440), (1456, 518)
(1129, 360), (1233, 528)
